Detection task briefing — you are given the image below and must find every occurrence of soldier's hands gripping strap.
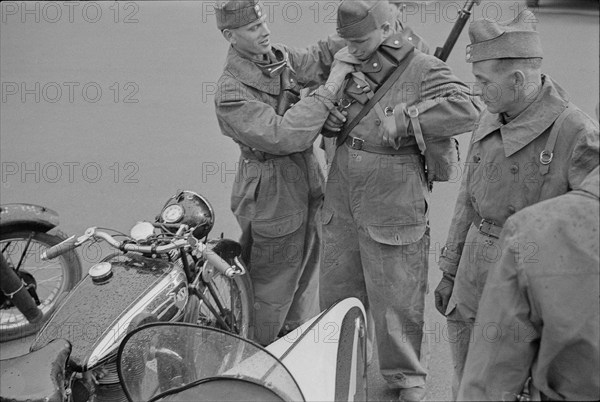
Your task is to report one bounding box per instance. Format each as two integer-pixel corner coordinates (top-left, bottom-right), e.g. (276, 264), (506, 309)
(434, 273), (455, 315)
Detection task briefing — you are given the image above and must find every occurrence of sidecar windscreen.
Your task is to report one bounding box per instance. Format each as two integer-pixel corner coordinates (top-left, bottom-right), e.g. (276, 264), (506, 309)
(150, 377), (285, 402)
(117, 323), (304, 402)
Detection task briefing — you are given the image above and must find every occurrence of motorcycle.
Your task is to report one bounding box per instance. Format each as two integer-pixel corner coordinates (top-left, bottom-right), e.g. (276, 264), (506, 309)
(116, 297), (368, 402)
(0, 203), (82, 342)
(0, 190), (254, 402)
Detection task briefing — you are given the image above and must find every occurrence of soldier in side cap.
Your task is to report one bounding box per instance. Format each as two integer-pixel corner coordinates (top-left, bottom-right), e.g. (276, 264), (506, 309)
(458, 165), (599, 401)
(318, 1), (481, 400)
(213, 0), (351, 346)
(320, 1), (431, 166)
(433, 9), (600, 398)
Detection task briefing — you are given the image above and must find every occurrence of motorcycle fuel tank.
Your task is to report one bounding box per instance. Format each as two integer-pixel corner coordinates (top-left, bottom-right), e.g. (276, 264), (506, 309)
(30, 253), (188, 371)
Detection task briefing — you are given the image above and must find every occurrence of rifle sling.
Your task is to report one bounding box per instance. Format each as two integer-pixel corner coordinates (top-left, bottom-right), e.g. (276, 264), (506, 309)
(337, 48), (416, 148)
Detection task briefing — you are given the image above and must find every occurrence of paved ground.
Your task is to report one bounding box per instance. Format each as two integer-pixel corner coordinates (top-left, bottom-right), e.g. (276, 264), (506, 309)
(1, 1), (598, 400)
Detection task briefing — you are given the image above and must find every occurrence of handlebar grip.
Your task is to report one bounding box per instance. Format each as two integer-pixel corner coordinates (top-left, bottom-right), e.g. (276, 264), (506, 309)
(42, 235), (78, 260)
(203, 247), (235, 277)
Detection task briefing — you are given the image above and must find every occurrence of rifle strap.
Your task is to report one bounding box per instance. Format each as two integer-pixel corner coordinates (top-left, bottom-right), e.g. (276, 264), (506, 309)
(336, 48), (416, 148)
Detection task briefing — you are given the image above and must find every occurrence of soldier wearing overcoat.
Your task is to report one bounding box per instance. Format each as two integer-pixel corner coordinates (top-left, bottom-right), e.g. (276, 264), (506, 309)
(434, 9), (600, 398)
(458, 166), (600, 401)
(213, 0), (349, 346)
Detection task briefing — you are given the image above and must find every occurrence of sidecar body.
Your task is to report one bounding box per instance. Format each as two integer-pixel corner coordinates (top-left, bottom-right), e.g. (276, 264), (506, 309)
(117, 297), (367, 402)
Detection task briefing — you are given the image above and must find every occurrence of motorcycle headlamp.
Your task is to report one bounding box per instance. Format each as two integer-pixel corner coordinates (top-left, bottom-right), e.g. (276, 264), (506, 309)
(158, 190), (215, 239)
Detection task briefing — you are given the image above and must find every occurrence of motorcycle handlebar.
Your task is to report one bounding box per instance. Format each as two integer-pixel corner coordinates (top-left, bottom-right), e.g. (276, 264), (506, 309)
(41, 235), (78, 260)
(197, 243), (238, 278)
(41, 228), (237, 277)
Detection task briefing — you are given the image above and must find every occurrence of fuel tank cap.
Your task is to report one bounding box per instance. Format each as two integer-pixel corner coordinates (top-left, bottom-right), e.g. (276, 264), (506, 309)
(89, 262), (113, 282)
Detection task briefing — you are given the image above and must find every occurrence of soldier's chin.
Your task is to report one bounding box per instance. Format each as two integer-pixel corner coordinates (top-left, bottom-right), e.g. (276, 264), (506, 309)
(484, 102), (499, 113)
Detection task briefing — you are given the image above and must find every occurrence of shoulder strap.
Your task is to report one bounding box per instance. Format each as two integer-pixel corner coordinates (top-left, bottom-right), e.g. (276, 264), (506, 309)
(539, 102), (575, 175)
(337, 48), (416, 148)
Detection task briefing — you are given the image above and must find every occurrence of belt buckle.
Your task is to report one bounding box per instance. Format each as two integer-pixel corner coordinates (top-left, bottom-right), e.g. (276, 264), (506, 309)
(478, 219), (498, 238)
(350, 137), (364, 150)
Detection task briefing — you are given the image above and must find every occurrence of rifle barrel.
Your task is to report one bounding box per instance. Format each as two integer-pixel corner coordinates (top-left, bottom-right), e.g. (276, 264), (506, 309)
(434, 0), (479, 62)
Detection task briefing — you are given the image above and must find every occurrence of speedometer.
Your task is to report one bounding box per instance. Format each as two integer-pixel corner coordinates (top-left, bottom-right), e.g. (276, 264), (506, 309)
(161, 204), (184, 223)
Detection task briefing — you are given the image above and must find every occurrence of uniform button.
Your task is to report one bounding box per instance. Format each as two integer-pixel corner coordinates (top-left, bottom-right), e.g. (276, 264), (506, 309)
(394, 40), (400, 45)
(473, 155), (481, 163)
(510, 164), (519, 174)
(290, 78), (294, 83)
(375, 119), (381, 126)
(408, 36), (413, 41)
(373, 62), (378, 68)
(508, 205), (516, 214)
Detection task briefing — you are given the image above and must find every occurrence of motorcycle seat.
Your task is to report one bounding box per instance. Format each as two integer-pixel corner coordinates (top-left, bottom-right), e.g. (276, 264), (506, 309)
(0, 338), (71, 402)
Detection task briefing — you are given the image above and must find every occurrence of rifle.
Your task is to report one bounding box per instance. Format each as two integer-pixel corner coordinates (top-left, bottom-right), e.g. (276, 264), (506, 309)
(433, 0), (481, 62)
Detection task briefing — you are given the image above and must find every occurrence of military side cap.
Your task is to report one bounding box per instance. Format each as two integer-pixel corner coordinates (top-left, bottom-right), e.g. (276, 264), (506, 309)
(215, 0), (264, 30)
(466, 9), (543, 63)
(337, 0), (390, 38)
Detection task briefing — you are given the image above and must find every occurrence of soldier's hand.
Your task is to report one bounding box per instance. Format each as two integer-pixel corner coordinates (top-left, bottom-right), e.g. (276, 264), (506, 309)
(382, 129), (402, 150)
(326, 60), (355, 91)
(323, 109), (347, 133)
(434, 273), (455, 316)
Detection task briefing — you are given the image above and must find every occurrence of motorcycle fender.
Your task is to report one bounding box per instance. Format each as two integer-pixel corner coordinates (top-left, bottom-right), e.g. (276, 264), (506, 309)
(0, 203), (60, 232)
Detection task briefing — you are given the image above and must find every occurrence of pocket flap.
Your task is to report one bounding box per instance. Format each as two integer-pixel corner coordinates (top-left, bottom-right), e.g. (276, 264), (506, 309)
(253, 210), (304, 238)
(366, 224), (426, 245)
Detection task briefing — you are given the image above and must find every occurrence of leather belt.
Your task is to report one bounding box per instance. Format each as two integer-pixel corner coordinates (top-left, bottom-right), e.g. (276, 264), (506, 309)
(344, 136), (421, 156)
(240, 146), (310, 162)
(473, 214), (503, 239)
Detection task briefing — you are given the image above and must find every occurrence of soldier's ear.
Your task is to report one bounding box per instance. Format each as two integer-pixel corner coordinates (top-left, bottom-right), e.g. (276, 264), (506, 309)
(222, 29), (235, 44)
(381, 22), (392, 38)
(513, 70), (526, 88)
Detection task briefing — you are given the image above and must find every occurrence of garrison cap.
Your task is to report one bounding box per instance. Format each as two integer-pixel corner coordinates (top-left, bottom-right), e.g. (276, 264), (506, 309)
(215, 0), (264, 30)
(466, 9), (543, 63)
(337, 0), (391, 39)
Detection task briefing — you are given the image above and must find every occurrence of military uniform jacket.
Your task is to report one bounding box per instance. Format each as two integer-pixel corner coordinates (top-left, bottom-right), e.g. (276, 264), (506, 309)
(440, 75), (600, 318)
(215, 38), (342, 224)
(335, 33), (479, 149)
(458, 167), (600, 401)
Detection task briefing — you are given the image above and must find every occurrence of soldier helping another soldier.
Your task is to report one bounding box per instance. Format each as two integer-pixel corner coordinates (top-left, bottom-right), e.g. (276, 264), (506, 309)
(213, 0), (350, 346)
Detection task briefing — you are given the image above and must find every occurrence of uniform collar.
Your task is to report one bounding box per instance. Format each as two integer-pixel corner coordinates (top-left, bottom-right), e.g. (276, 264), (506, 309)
(473, 75), (568, 157)
(224, 45), (286, 95)
(334, 33), (413, 72)
(361, 33), (412, 73)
